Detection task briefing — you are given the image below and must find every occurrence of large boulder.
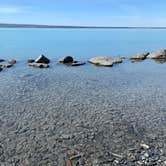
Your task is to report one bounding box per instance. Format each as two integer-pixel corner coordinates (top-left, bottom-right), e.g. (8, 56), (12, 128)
(8, 59), (16, 65)
(57, 56), (74, 64)
(35, 55), (50, 64)
(29, 63), (49, 68)
(88, 56), (122, 67)
(130, 53), (149, 60)
(147, 50), (166, 59)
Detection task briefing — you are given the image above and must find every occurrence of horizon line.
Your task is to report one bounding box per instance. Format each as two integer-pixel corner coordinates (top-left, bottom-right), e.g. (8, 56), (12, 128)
(1, 23), (166, 29)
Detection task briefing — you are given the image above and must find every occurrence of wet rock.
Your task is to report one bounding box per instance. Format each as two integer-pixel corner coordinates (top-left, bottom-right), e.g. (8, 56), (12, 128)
(27, 59), (35, 63)
(2, 64), (13, 68)
(88, 56), (122, 67)
(0, 67), (2, 72)
(29, 63), (49, 68)
(130, 53), (149, 60)
(140, 143), (150, 150)
(69, 61), (86, 66)
(8, 59), (16, 65)
(147, 49), (166, 59)
(35, 55), (50, 64)
(57, 56), (74, 64)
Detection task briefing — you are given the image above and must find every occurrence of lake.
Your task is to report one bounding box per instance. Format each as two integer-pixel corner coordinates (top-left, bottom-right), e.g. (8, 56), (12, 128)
(0, 28), (166, 165)
(0, 28), (166, 60)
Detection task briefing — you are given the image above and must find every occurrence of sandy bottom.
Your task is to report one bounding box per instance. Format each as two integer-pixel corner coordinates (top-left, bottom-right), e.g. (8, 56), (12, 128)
(0, 60), (166, 165)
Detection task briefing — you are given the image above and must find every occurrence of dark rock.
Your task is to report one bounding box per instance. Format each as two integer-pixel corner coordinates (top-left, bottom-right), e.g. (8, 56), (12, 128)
(8, 59), (16, 65)
(29, 63), (49, 68)
(0, 58), (4, 62)
(147, 50), (166, 59)
(57, 56), (74, 64)
(88, 56), (123, 67)
(130, 53), (149, 60)
(35, 55), (50, 64)
(27, 59), (35, 63)
(0, 67), (2, 72)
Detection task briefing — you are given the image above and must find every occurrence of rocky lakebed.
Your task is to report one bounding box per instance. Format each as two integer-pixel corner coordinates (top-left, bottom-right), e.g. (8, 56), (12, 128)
(1, 50), (166, 165)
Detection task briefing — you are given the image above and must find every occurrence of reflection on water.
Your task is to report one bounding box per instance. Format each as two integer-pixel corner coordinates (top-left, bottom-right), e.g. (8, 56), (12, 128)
(153, 59), (166, 64)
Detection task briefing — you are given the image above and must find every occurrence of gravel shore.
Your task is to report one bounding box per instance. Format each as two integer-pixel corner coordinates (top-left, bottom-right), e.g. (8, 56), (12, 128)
(0, 60), (166, 165)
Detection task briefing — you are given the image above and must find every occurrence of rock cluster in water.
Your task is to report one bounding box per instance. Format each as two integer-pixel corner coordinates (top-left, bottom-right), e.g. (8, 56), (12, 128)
(1, 49), (166, 72)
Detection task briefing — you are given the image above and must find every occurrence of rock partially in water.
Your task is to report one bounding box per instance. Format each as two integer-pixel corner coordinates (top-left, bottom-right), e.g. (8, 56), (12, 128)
(0, 58), (5, 62)
(57, 56), (74, 64)
(0, 67), (2, 72)
(130, 53), (149, 60)
(2, 64), (13, 68)
(88, 56), (123, 67)
(71, 61), (86, 66)
(147, 50), (166, 59)
(35, 55), (50, 64)
(27, 59), (35, 63)
(8, 59), (16, 65)
(29, 63), (49, 68)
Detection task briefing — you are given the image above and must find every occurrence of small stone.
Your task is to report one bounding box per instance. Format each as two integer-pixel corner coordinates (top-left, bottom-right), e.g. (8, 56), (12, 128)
(8, 59), (16, 64)
(71, 62), (86, 66)
(2, 64), (13, 68)
(140, 143), (150, 150)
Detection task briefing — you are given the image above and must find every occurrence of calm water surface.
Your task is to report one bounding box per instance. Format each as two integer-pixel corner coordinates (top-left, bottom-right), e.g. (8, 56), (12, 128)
(0, 28), (166, 60)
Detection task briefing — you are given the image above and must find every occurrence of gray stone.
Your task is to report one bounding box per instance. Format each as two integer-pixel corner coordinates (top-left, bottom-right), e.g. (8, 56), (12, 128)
(29, 63), (49, 68)
(57, 56), (74, 64)
(147, 49), (166, 59)
(2, 64), (13, 68)
(35, 55), (50, 64)
(88, 56), (122, 67)
(130, 53), (149, 60)
(8, 59), (16, 65)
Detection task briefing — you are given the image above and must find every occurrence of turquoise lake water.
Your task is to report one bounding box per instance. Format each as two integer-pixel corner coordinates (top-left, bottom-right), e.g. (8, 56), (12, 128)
(0, 28), (166, 60)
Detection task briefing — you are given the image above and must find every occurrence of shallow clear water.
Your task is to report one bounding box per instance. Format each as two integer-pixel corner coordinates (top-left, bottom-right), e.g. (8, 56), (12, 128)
(1, 28), (166, 165)
(0, 28), (166, 60)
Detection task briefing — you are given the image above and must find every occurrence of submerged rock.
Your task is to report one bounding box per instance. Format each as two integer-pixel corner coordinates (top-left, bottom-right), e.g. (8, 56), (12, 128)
(8, 59), (16, 65)
(88, 56), (122, 67)
(57, 56), (74, 64)
(71, 61), (86, 66)
(27, 59), (35, 63)
(35, 55), (50, 64)
(130, 53), (149, 60)
(29, 63), (49, 68)
(147, 50), (166, 59)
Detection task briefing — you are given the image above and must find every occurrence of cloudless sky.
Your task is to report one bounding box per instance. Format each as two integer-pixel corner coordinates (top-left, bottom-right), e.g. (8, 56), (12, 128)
(0, 0), (165, 26)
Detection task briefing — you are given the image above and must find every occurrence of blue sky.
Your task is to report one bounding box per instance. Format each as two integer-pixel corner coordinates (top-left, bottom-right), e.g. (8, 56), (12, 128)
(0, 0), (165, 26)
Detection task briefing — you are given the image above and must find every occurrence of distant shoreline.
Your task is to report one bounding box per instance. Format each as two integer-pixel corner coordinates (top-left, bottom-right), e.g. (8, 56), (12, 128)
(1, 23), (166, 29)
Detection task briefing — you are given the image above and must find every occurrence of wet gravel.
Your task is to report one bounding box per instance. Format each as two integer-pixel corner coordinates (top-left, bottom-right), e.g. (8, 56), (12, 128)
(0, 60), (166, 165)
